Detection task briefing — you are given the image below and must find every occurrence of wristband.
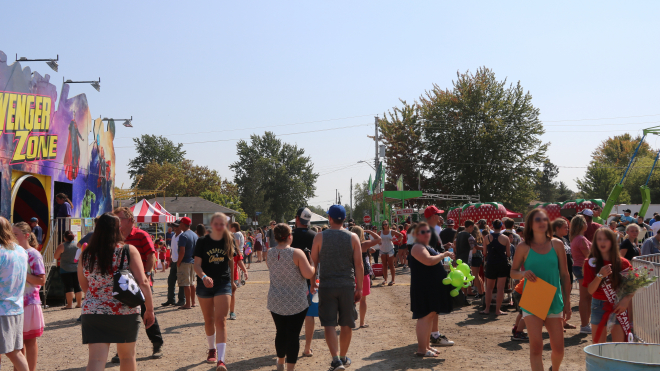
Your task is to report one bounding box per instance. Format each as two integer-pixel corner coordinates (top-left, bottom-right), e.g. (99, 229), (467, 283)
(202, 274), (207, 280)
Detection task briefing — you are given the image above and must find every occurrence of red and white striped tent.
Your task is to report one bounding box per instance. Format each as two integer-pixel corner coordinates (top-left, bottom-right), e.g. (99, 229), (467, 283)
(152, 201), (174, 218)
(130, 199), (176, 223)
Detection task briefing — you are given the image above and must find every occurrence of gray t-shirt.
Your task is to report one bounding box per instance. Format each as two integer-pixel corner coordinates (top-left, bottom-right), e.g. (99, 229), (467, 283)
(267, 229), (277, 248)
(60, 241), (79, 273)
(319, 229), (355, 289)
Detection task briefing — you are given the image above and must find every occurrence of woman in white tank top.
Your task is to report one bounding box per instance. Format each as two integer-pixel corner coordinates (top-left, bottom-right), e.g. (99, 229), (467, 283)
(379, 221), (403, 286)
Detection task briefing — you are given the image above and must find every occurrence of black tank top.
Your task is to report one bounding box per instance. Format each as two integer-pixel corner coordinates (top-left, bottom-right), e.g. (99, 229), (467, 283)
(487, 232), (508, 265)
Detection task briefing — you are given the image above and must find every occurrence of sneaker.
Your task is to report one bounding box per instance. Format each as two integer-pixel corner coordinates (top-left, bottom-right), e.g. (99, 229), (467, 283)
(327, 359), (345, 371)
(207, 349), (218, 363)
(175, 300), (185, 306)
(161, 301), (175, 306)
(340, 356), (351, 367)
(512, 332), (529, 341)
(152, 343), (163, 359)
(430, 334), (454, 347)
(111, 354), (120, 363)
(216, 360), (228, 371)
(229, 312), (237, 320)
(512, 325), (517, 336)
(580, 326), (592, 334)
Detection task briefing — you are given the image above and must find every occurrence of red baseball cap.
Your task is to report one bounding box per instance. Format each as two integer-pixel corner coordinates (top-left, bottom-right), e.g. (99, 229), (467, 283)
(424, 205), (444, 219)
(180, 217), (192, 226)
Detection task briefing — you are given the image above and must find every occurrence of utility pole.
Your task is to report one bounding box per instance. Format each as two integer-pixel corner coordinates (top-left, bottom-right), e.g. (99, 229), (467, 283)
(374, 116), (379, 176)
(336, 189), (338, 204)
(350, 178), (353, 220)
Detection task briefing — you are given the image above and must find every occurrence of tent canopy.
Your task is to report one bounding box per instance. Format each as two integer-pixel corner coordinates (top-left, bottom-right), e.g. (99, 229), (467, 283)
(288, 211), (328, 226)
(153, 201), (174, 217)
(506, 208), (523, 218)
(130, 199), (176, 223)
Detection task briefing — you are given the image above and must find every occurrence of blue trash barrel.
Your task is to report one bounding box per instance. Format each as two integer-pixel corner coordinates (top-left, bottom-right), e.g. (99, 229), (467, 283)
(585, 343), (660, 370)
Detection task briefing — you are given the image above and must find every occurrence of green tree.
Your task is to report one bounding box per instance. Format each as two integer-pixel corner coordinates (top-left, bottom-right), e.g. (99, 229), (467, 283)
(556, 181), (575, 202)
(576, 134), (652, 201)
(199, 181), (248, 225)
(128, 135), (186, 184)
(139, 159), (222, 197)
(352, 181), (372, 221)
(536, 161), (559, 202)
(307, 205), (327, 217)
(231, 132), (319, 222)
(380, 67), (546, 211)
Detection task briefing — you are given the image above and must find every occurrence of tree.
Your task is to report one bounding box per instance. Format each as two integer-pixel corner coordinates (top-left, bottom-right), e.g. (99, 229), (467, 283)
(230, 132), (319, 222)
(576, 134), (652, 201)
(536, 161), (559, 202)
(307, 205), (327, 217)
(556, 181), (575, 202)
(128, 135), (186, 184)
(199, 180), (248, 225)
(380, 67), (547, 212)
(352, 181), (372, 221)
(138, 159), (222, 197)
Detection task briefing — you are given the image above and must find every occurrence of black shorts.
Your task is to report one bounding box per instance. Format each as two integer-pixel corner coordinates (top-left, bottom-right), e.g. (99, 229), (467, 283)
(485, 262), (510, 279)
(318, 287), (357, 328)
(399, 245), (409, 252)
(196, 281), (232, 298)
(512, 291), (522, 313)
(60, 271), (82, 293)
(470, 255), (483, 268)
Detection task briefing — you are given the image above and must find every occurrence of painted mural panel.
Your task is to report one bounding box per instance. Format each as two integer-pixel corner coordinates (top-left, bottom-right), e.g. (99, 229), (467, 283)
(0, 50), (115, 227)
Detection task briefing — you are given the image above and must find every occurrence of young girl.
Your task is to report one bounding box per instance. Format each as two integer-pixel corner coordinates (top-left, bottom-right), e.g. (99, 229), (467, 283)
(12, 223), (46, 371)
(255, 228), (264, 263)
(379, 221), (403, 286)
(193, 213), (235, 370)
(510, 208), (571, 371)
(157, 240), (167, 272)
(582, 227), (633, 343)
(245, 232), (253, 269)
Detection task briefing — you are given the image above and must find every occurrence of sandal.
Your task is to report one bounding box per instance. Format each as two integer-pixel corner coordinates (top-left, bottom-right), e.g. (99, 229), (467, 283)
(302, 350), (313, 357)
(388, 281), (395, 286)
(479, 310), (490, 315)
(415, 350), (438, 357)
(359, 324), (370, 328)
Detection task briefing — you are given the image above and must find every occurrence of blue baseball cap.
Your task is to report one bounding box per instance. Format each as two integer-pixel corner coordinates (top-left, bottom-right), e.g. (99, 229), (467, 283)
(30, 217), (38, 222)
(327, 204), (346, 221)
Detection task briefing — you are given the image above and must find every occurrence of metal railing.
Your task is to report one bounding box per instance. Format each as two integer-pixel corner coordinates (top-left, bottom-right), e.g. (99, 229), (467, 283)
(631, 253), (660, 343)
(40, 217), (95, 307)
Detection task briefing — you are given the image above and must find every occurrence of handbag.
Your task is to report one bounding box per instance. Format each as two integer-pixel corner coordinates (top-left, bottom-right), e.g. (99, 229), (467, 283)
(112, 245), (146, 308)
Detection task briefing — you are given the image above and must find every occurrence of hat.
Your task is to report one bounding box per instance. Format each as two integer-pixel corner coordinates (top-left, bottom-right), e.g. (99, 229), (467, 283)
(180, 217), (192, 226)
(623, 209), (632, 213)
(423, 205), (444, 219)
(327, 204), (346, 221)
(446, 218), (455, 226)
(171, 219), (181, 227)
(579, 209), (594, 217)
(30, 217), (38, 223)
(296, 207), (313, 226)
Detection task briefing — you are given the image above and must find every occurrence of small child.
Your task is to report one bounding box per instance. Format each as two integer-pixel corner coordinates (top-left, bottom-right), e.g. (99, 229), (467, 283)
(157, 240), (167, 272)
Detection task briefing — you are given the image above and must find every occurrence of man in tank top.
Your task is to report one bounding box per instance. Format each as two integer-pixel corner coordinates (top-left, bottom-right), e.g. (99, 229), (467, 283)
(311, 204), (364, 371)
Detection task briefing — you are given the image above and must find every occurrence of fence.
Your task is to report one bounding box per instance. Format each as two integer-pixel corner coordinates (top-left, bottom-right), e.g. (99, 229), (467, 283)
(40, 217), (95, 307)
(631, 253), (660, 344)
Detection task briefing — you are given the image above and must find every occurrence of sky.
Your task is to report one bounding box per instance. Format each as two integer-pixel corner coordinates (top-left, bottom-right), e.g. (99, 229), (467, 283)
(3, 1), (660, 213)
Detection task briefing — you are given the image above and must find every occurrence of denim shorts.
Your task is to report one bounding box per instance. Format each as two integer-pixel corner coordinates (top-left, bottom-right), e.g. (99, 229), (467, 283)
(196, 281), (232, 299)
(590, 298), (619, 326)
(572, 266), (584, 280)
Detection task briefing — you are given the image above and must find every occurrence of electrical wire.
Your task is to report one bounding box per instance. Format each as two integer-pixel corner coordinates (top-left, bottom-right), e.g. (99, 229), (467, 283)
(543, 113), (660, 122)
(115, 114), (378, 139)
(114, 123), (372, 148)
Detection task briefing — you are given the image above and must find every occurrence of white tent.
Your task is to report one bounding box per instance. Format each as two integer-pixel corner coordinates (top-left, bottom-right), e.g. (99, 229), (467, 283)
(288, 211), (328, 226)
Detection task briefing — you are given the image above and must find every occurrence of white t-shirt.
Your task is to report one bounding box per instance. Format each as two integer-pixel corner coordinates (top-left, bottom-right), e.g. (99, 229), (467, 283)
(380, 230), (395, 253)
(406, 232), (415, 245)
(435, 225), (442, 235)
(234, 232), (245, 254)
(256, 233), (263, 244)
(171, 232), (181, 261)
(651, 222), (660, 235)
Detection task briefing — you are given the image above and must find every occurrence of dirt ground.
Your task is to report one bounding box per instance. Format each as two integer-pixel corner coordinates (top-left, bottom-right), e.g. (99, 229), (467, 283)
(1, 263), (589, 371)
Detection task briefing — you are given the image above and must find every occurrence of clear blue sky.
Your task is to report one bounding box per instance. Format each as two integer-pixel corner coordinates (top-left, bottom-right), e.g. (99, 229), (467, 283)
(3, 1), (660, 212)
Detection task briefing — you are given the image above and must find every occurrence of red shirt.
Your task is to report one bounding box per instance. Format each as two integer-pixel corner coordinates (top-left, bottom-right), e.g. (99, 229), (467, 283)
(582, 257), (631, 300)
(124, 227), (155, 271)
(233, 254), (244, 281)
(585, 221), (602, 243)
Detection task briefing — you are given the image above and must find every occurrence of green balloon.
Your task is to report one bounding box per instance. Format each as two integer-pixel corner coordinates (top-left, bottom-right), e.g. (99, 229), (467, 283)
(442, 278), (452, 285)
(457, 262), (471, 277)
(450, 289), (460, 297)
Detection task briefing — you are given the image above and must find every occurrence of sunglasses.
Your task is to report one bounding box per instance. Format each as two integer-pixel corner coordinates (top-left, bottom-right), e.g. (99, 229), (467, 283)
(534, 217), (548, 223)
(418, 230), (431, 235)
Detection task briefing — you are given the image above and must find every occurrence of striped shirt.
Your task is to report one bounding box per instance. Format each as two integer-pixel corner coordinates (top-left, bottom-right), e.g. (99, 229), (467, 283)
(124, 227), (155, 271)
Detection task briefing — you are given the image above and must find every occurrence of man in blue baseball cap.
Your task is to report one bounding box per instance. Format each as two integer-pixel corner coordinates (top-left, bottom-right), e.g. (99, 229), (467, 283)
(29, 217), (43, 248)
(311, 204), (364, 370)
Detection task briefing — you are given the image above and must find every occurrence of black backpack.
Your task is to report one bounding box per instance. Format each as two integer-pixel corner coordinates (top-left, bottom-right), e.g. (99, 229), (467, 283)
(112, 245), (145, 308)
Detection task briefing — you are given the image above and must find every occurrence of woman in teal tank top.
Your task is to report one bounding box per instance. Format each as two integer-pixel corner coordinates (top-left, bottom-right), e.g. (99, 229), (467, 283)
(511, 208), (572, 371)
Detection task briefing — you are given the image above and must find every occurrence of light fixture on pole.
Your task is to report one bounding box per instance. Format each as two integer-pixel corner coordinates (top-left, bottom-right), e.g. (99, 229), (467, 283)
(64, 77), (101, 92)
(102, 116), (133, 128)
(357, 160), (375, 170)
(16, 54), (59, 72)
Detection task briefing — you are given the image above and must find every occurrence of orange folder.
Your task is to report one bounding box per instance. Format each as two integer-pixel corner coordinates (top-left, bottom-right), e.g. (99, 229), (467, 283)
(519, 277), (557, 321)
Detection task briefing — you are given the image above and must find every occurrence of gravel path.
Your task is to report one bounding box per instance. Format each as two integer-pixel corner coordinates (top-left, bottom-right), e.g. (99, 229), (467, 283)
(1, 263), (588, 370)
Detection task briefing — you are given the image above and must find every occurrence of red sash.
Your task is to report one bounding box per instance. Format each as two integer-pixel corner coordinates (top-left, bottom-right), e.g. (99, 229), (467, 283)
(594, 276), (633, 342)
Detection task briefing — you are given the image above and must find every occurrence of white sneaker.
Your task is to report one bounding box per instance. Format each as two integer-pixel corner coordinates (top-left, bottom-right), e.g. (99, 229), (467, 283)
(580, 326), (592, 334)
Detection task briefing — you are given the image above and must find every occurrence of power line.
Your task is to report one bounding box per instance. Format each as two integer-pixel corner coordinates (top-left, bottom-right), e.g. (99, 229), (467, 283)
(115, 114), (377, 139)
(543, 113), (660, 123)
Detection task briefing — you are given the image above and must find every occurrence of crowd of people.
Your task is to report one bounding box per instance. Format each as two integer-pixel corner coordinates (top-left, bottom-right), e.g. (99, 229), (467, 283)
(0, 203), (658, 371)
